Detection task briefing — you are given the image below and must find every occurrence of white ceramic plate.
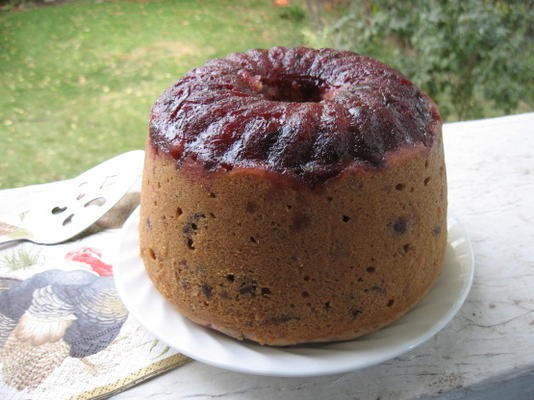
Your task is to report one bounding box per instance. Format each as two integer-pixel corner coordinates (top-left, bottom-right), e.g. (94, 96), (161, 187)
(115, 207), (474, 377)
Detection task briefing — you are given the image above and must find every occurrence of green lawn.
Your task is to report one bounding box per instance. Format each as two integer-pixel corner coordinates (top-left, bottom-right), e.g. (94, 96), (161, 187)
(0, 0), (308, 188)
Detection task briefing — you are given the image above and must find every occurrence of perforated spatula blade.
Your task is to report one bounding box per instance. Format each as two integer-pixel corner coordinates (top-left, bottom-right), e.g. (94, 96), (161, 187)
(0, 150), (144, 246)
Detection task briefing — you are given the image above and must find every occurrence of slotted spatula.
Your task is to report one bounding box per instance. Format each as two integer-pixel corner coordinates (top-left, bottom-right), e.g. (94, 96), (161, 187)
(0, 150), (144, 246)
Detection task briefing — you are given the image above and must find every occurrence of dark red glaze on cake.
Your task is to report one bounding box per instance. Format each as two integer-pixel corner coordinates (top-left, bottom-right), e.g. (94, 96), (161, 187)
(150, 46), (441, 186)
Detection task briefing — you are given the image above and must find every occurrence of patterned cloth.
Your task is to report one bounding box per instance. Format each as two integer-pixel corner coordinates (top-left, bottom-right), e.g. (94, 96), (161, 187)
(0, 176), (191, 400)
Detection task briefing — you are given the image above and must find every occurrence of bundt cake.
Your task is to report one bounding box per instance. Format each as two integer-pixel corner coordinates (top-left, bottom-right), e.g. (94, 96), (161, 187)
(139, 47), (447, 345)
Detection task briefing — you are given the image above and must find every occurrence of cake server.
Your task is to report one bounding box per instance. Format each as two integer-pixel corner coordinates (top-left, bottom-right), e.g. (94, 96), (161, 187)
(0, 150), (144, 247)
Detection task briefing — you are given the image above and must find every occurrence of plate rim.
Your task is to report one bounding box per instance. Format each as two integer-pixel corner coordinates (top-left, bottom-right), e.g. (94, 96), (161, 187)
(114, 207), (474, 377)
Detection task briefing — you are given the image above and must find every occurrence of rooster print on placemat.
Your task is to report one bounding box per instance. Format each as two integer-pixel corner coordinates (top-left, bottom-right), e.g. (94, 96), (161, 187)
(0, 247), (128, 391)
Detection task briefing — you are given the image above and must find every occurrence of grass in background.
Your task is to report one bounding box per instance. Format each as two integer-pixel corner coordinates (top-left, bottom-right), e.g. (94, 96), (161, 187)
(0, 0), (308, 188)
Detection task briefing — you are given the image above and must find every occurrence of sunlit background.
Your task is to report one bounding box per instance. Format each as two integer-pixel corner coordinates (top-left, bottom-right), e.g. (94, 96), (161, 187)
(1, 0), (532, 188)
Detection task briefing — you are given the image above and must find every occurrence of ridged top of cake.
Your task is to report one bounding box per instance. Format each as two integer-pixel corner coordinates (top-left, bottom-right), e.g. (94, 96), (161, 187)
(149, 47), (441, 186)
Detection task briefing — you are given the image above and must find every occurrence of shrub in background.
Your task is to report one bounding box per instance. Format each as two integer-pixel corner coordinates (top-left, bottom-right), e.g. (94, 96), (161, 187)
(319, 0), (533, 120)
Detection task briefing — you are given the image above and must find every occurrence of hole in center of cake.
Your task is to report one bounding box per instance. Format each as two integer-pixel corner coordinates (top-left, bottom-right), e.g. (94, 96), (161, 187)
(259, 75), (325, 103)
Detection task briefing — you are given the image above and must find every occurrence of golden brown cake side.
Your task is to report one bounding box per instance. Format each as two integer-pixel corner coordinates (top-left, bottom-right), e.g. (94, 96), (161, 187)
(139, 132), (447, 345)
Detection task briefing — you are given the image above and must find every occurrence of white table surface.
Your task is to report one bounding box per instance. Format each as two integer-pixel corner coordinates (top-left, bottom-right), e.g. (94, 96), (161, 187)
(2, 113), (533, 399)
(115, 113), (534, 400)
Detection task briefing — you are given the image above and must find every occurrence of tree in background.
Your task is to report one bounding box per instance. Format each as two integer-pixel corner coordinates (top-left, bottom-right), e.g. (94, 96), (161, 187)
(314, 0), (533, 120)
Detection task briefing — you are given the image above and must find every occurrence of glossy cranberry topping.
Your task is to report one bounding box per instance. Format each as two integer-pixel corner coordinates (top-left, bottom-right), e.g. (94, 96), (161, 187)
(150, 47), (440, 186)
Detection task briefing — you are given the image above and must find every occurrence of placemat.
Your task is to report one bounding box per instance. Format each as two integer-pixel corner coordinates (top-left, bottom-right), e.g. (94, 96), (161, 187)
(0, 179), (191, 400)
